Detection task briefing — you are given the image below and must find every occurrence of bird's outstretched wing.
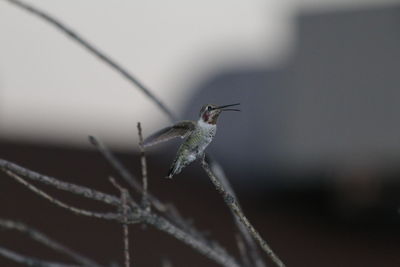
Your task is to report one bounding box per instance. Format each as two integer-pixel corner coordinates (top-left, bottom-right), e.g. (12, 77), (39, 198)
(141, 120), (196, 147)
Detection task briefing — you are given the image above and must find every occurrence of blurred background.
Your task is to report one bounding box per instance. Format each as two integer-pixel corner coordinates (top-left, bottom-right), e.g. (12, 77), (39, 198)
(0, 0), (399, 266)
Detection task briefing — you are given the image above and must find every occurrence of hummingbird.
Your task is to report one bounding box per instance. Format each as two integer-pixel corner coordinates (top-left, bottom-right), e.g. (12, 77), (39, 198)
(141, 103), (240, 178)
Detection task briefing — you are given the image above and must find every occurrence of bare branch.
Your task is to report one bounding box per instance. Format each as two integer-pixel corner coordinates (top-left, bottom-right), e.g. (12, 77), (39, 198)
(0, 219), (100, 267)
(137, 122), (150, 211)
(109, 177), (131, 267)
(107, 177), (240, 267)
(0, 160), (241, 267)
(0, 159), (121, 207)
(201, 156), (285, 267)
(4, 0), (176, 121)
(122, 202), (130, 267)
(0, 247), (77, 267)
(4, 170), (125, 222)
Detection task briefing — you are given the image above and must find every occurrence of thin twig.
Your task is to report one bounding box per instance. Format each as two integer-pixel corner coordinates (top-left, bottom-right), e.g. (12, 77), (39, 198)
(4, 170), (125, 222)
(201, 156), (285, 267)
(0, 159), (121, 206)
(109, 178), (131, 267)
(0, 247), (77, 267)
(4, 0), (176, 121)
(0, 219), (101, 267)
(137, 122), (150, 211)
(122, 199), (130, 267)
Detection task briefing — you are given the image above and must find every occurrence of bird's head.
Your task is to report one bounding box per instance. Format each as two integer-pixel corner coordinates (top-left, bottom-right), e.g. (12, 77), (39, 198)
(199, 103), (240, 124)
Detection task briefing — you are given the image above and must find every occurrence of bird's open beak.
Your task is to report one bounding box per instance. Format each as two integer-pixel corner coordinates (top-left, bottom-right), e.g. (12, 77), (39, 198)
(214, 103), (241, 112)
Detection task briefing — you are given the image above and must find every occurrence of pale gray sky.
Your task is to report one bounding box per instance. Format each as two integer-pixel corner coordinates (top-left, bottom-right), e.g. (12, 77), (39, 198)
(0, 0), (393, 149)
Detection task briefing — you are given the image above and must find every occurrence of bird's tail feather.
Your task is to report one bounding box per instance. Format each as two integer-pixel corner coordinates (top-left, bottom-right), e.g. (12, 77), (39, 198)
(166, 158), (179, 179)
(166, 167), (174, 179)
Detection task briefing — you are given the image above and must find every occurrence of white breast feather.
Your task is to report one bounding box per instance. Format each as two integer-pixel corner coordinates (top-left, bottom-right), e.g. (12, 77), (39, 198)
(196, 119), (216, 155)
(198, 119), (216, 131)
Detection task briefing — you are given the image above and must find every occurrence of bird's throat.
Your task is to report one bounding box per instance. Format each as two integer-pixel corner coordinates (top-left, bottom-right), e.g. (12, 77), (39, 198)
(201, 113), (217, 125)
(202, 113), (209, 122)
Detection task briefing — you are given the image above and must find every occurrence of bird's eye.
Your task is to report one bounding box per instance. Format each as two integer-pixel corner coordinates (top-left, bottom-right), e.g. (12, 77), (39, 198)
(207, 106), (212, 111)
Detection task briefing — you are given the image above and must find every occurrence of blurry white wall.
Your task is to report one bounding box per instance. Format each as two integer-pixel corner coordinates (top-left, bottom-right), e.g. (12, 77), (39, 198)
(0, 0), (394, 150)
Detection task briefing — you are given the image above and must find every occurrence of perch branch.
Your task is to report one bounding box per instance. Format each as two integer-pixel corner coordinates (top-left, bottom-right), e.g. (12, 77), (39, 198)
(201, 156), (285, 267)
(0, 219), (101, 267)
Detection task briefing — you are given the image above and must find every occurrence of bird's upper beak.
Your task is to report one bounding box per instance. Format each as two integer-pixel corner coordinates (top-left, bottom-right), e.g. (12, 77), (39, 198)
(214, 103), (241, 112)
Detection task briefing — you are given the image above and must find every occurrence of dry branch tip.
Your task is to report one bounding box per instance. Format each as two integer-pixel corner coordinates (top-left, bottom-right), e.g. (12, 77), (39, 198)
(88, 135), (99, 146)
